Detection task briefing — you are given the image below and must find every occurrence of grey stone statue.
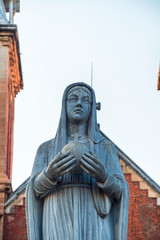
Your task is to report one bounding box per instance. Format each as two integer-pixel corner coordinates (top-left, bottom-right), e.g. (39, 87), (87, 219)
(26, 82), (129, 240)
(0, 0), (8, 24)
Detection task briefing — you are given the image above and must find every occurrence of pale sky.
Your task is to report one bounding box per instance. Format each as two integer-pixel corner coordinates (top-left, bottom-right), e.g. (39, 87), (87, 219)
(12, 0), (160, 190)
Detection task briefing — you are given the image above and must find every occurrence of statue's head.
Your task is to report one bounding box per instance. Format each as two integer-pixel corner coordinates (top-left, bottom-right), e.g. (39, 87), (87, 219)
(53, 83), (103, 151)
(66, 86), (92, 124)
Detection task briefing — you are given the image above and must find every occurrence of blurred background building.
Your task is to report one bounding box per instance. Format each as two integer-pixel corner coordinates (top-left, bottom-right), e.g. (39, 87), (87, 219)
(0, 1), (160, 239)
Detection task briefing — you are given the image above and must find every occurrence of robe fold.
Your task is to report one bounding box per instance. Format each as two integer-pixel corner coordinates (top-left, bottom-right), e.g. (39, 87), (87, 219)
(26, 82), (129, 240)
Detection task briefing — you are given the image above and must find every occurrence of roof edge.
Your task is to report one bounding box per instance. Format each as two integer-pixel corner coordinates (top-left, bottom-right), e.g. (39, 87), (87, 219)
(100, 130), (160, 193)
(5, 177), (29, 208)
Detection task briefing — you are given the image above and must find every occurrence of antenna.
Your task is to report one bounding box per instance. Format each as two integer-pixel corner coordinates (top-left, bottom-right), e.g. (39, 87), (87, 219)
(158, 63), (160, 90)
(91, 61), (93, 87)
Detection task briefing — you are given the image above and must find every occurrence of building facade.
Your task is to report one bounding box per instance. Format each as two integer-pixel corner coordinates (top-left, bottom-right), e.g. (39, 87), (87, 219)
(0, 3), (160, 239)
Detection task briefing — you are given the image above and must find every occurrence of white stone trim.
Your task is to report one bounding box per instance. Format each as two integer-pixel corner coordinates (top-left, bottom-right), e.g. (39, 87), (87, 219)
(120, 158), (160, 206)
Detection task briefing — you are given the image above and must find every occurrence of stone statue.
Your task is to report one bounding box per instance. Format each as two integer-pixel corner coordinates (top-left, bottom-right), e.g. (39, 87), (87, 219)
(0, 0), (8, 24)
(26, 82), (129, 240)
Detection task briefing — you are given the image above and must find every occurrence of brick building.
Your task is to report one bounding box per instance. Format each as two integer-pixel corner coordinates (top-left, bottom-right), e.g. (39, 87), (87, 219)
(0, 4), (23, 240)
(0, 3), (160, 240)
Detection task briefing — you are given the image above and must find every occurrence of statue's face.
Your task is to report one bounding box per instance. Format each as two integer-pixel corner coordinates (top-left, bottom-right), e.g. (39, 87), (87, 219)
(66, 87), (92, 124)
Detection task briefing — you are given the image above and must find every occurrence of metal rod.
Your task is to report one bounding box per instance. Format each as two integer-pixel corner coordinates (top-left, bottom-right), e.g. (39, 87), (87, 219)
(9, 0), (14, 24)
(157, 64), (160, 90)
(91, 61), (93, 88)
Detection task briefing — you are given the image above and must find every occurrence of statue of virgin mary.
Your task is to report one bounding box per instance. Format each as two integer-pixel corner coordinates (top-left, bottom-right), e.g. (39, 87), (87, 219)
(26, 82), (129, 240)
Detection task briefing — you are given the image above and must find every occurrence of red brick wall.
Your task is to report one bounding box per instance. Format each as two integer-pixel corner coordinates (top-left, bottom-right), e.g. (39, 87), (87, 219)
(126, 173), (160, 240)
(3, 173), (160, 240)
(0, 29), (23, 239)
(4, 199), (27, 240)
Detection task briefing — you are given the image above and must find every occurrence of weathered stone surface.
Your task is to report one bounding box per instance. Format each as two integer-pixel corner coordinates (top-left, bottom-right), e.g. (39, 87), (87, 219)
(0, 0), (8, 24)
(26, 83), (129, 240)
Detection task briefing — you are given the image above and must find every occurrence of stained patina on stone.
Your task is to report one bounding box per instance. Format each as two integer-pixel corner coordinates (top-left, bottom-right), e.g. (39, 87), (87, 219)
(26, 82), (129, 240)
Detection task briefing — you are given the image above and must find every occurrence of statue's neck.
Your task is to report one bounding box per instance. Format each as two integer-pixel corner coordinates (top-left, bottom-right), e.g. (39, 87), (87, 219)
(67, 122), (88, 141)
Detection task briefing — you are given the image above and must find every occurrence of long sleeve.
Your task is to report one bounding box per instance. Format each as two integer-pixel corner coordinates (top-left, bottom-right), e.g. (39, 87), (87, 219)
(95, 140), (125, 203)
(34, 169), (57, 198)
(97, 173), (124, 202)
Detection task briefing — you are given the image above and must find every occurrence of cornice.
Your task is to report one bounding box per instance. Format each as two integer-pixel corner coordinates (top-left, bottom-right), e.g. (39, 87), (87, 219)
(0, 24), (23, 96)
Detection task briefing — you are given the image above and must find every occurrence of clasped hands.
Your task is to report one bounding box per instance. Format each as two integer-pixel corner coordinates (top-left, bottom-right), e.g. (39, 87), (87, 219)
(45, 151), (107, 184)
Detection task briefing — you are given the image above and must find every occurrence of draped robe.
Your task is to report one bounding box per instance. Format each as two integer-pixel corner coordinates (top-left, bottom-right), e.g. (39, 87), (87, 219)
(26, 82), (129, 240)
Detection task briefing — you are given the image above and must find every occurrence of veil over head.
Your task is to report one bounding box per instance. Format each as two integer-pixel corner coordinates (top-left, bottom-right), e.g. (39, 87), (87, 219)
(54, 82), (104, 155)
(26, 82), (129, 240)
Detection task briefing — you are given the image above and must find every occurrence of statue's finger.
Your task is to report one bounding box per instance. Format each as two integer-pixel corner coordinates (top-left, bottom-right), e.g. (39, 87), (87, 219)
(48, 152), (61, 165)
(56, 155), (74, 168)
(80, 159), (96, 175)
(79, 163), (93, 177)
(55, 151), (71, 163)
(59, 158), (75, 172)
(84, 153), (99, 164)
(59, 161), (76, 175)
(81, 155), (99, 170)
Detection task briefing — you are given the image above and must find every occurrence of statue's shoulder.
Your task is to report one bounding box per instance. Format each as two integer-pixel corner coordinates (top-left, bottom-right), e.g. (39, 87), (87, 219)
(31, 138), (55, 175)
(36, 138), (55, 155)
(103, 139), (112, 147)
(102, 139), (117, 152)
